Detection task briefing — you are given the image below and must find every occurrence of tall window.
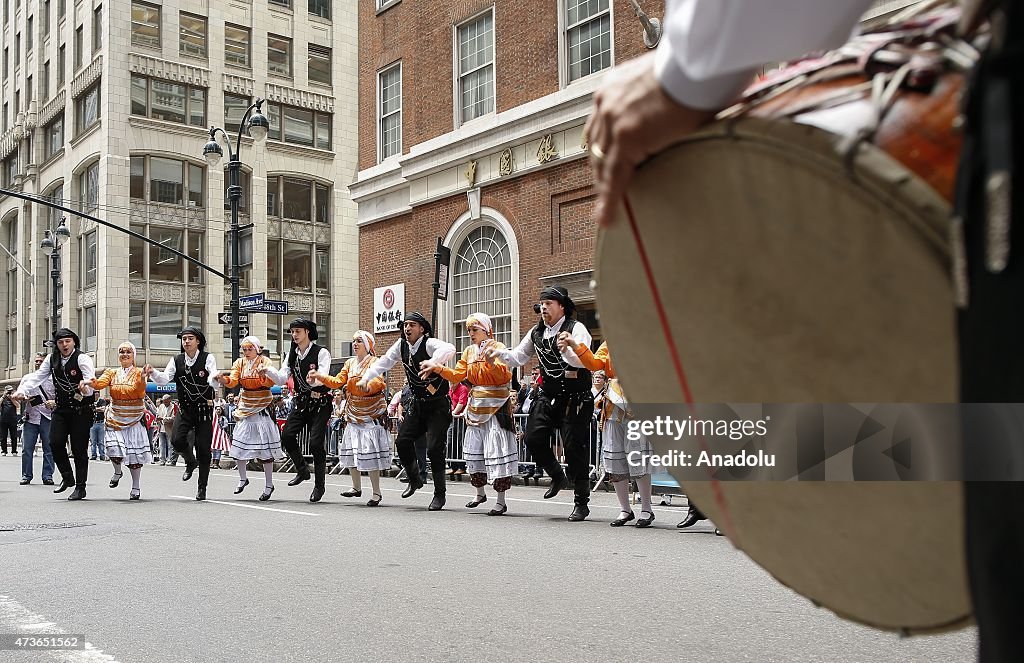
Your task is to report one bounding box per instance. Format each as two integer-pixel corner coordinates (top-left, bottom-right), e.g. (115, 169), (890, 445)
(82, 230), (97, 286)
(5, 218), (17, 318)
(81, 306), (97, 352)
(266, 175), (330, 223)
(451, 226), (513, 351)
(264, 101), (331, 149)
(131, 74), (206, 127)
(58, 44), (65, 83)
(26, 16), (32, 53)
(307, 45), (331, 85)
(92, 6), (101, 52)
(42, 0), (49, 37)
(267, 34), (291, 77)
(457, 11), (495, 123)
(131, 1), (160, 49)
(41, 61), (49, 100)
(224, 24), (250, 68)
(565, 0), (611, 82)
(74, 25), (82, 69)
(44, 115), (63, 159)
(179, 12), (207, 58)
(78, 162), (99, 214)
(224, 229), (252, 289)
(75, 81), (100, 134)
(308, 0), (330, 19)
(378, 63), (401, 162)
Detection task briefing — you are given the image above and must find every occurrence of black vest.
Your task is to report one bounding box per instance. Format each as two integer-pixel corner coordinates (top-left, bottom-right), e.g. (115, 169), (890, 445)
(50, 350), (96, 409)
(532, 318), (592, 397)
(290, 344), (330, 396)
(173, 352), (215, 405)
(400, 338), (450, 399)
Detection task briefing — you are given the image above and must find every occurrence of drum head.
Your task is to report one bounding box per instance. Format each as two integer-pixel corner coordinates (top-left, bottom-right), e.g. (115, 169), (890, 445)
(595, 118), (970, 633)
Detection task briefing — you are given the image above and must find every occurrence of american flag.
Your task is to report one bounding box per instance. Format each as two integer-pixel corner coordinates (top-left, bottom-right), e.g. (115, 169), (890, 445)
(212, 421), (231, 452)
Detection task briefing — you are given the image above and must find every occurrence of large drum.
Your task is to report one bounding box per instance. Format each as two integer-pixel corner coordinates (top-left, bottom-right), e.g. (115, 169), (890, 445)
(595, 5), (975, 634)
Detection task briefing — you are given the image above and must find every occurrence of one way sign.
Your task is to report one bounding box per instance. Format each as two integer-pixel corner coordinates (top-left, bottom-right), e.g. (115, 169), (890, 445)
(218, 312), (250, 325)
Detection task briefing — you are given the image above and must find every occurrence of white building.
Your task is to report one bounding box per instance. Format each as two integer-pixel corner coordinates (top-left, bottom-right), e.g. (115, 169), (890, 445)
(0, 0), (358, 386)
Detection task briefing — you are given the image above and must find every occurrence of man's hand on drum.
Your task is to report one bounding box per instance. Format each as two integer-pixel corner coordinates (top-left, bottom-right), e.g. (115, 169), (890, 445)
(585, 52), (716, 228)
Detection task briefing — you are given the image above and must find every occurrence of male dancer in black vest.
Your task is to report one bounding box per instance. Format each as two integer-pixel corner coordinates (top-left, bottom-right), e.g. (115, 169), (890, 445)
(487, 287), (595, 521)
(262, 319), (333, 503)
(13, 328), (96, 500)
(145, 326), (219, 500)
(358, 312), (455, 510)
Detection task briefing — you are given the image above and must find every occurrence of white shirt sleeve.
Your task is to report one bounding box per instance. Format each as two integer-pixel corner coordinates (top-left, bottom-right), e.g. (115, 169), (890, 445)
(425, 338), (456, 364)
(360, 340), (403, 384)
(498, 332), (536, 368)
(563, 324), (592, 369)
(14, 360), (53, 397)
(205, 354), (220, 388)
(654, 0), (873, 109)
(317, 348), (332, 375)
(149, 358), (178, 386)
(264, 353), (292, 385)
(77, 354), (96, 396)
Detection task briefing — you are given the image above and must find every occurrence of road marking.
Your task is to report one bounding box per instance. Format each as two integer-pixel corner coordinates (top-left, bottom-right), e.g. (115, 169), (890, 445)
(169, 495), (321, 516)
(0, 594), (122, 662)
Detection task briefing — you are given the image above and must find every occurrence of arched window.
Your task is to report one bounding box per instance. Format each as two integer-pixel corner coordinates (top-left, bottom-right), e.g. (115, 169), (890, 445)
(451, 225), (513, 351)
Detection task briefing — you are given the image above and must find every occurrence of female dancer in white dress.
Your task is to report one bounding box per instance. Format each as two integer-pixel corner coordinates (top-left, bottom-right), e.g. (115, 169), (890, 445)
(420, 313), (518, 515)
(311, 330), (393, 506)
(215, 336), (282, 501)
(83, 342), (153, 500)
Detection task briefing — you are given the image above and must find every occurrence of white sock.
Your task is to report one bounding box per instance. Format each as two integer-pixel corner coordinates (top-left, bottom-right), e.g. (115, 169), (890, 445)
(111, 461), (123, 477)
(129, 466), (141, 490)
(263, 461), (274, 488)
(477, 487), (487, 499)
(368, 470), (381, 497)
(350, 470), (362, 492)
(613, 480), (632, 514)
(637, 474), (654, 514)
(495, 491), (507, 507)
(237, 462), (248, 485)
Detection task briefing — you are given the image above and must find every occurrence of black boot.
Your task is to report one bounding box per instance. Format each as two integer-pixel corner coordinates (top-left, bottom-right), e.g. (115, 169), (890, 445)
(543, 464), (568, 499)
(196, 486), (207, 501)
(428, 493), (446, 511)
(288, 467), (311, 486)
(677, 504), (706, 529)
(53, 478), (75, 494)
(309, 483), (326, 503)
(568, 480), (590, 521)
(68, 485), (87, 501)
(402, 462), (425, 498)
(182, 461), (199, 481)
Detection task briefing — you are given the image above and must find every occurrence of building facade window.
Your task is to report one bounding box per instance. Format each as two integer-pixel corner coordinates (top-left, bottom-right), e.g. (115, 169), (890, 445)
(265, 101), (331, 149)
(451, 225), (514, 351)
(75, 81), (100, 134)
(307, 44), (331, 85)
(5, 218), (17, 321)
(267, 34), (291, 77)
(223, 228), (252, 290)
(74, 25), (82, 69)
(308, 0), (330, 19)
(44, 115), (63, 159)
(131, 1), (160, 49)
(1, 154), (16, 187)
(81, 306), (96, 352)
(26, 16), (32, 53)
(376, 0), (399, 11)
(130, 155), (205, 208)
(565, 0), (612, 83)
(457, 11), (495, 124)
(179, 12), (207, 58)
(224, 24), (250, 68)
(269, 0), (290, 7)
(82, 229), (97, 286)
(41, 61), (49, 100)
(92, 5), (101, 52)
(266, 175), (330, 223)
(223, 94), (251, 134)
(377, 63), (401, 162)
(131, 74), (206, 127)
(57, 44), (65, 83)
(42, 0), (49, 36)
(78, 162), (99, 214)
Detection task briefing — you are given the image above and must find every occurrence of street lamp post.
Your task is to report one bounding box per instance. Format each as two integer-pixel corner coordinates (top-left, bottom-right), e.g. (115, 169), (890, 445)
(39, 217), (71, 340)
(203, 100), (269, 364)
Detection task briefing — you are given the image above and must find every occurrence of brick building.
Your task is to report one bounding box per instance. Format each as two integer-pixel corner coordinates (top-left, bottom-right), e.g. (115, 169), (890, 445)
(352, 0), (664, 381)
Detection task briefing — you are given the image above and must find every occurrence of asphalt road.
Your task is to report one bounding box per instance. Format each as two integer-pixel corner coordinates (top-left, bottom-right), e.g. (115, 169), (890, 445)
(0, 455), (975, 662)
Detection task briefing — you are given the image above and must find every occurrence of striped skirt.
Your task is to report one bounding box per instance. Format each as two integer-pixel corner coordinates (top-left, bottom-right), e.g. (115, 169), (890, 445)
(104, 421), (154, 466)
(339, 421), (393, 472)
(602, 419), (653, 478)
(463, 417), (518, 482)
(230, 411), (283, 461)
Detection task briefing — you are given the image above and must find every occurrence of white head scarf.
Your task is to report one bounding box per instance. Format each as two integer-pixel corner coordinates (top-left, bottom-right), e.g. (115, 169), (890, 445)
(353, 330), (376, 356)
(465, 312), (492, 337)
(240, 336), (262, 355)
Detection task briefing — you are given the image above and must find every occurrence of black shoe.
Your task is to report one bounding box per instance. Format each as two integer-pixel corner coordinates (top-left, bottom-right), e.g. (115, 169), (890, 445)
(610, 511), (635, 527)
(19, 478), (30, 485)
(465, 495), (487, 508)
(43, 479), (55, 485)
(234, 478), (250, 494)
(401, 475), (424, 499)
(68, 487), (87, 501)
(109, 472), (123, 488)
(259, 486), (275, 502)
(288, 469), (311, 486)
(399, 476), (410, 483)
(341, 489), (362, 498)
(677, 507), (704, 529)
(487, 504), (508, 516)
(636, 511), (656, 528)
(129, 489), (141, 501)
(568, 504), (590, 522)
(182, 462), (198, 481)
(544, 474), (567, 499)
(428, 494), (445, 511)
(367, 493), (382, 507)
(53, 479), (75, 494)
(309, 485), (326, 503)
(196, 487), (207, 501)
(90, 456), (97, 461)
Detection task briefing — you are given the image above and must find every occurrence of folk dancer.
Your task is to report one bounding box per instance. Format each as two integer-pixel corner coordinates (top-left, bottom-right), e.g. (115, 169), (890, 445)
(262, 319), (333, 503)
(357, 312), (456, 511)
(145, 326), (220, 501)
(421, 312), (518, 516)
(565, 339), (655, 527)
(311, 330), (393, 506)
(12, 329), (95, 500)
(486, 287), (595, 521)
(85, 342), (153, 500)
(216, 336), (282, 501)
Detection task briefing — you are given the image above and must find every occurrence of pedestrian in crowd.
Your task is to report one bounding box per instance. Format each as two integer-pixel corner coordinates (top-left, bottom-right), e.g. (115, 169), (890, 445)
(211, 406), (230, 469)
(1, 385), (19, 456)
(225, 394), (238, 420)
(312, 330), (392, 506)
(156, 395), (176, 465)
(358, 312), (456, 511)
(421, 312), (519, 515)
(487, 287), (595, 521)
(328, 391), (345, 456)
(217, 336), (281, 501)
(447, 378), (470, 476)
(85, 341), (152, 500)
(13, 328), (96, 500)
(145, 326), (220, 501)
(515, 368), (544, 481)
(89, 398), (108, 461)
(18, 353), (54, 486)
(261, 319), (333, 503)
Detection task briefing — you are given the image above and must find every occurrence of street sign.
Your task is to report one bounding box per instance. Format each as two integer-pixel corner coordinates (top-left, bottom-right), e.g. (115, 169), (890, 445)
(244, 299), (289, 314)
(239, 293), (265, 310)
(238, 327), (249, 337)
(218, 312), (250, 325)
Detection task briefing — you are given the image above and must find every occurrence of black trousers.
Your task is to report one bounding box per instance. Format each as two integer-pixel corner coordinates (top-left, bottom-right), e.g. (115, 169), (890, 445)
(172, 406), (212, 489)
(50, 407), (92, 487)
(281, 400), (332, 486)
(0, 420), (17, 453)
(957, 9), (1024, 660)
(395, 397), (451, 495)
(525, 391), (594, 500)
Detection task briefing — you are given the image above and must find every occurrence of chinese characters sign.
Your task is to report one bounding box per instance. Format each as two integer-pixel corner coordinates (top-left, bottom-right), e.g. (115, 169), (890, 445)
(374, 283), (405, 334)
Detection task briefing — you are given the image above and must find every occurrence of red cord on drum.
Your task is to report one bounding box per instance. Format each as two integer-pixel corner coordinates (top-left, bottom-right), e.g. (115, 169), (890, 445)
(622, 195), (739, 542)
